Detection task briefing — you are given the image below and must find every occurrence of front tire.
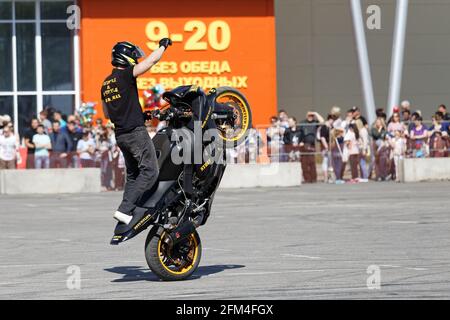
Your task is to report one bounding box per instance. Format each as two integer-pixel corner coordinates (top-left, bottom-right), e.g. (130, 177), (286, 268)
(145, 226), (202, 281)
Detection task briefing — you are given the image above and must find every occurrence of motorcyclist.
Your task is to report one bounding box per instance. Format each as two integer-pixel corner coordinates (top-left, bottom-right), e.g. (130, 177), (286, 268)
(101, 38), (172, 225)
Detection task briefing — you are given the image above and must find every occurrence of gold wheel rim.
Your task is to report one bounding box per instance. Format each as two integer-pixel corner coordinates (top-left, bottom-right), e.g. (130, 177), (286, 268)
(157, 232), (199, 275)
(215, 92), (250, 142)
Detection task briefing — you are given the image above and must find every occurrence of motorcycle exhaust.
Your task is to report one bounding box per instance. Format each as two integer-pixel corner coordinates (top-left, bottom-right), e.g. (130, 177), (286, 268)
(167, 220), (196, 246)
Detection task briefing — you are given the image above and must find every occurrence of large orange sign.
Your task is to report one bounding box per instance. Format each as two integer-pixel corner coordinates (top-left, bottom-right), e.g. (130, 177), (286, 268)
(80, 0), (277, 126)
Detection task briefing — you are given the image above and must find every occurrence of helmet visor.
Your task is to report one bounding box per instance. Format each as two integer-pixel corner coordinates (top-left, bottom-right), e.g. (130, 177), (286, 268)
(133, 46), (145, 59)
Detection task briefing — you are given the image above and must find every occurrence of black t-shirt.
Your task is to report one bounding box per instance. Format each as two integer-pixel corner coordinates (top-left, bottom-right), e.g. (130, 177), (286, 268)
(319, 125), (330, 144)
(301, 120), (319, 145)
(101, 66), (144, 136)
(68, 131), (83, 152)
(283, 126), (303, 145)
(24, 128), (37, 154)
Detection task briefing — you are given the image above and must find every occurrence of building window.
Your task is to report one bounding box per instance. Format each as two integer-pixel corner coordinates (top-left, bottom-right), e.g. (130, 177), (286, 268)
(42, 23), (74, 91)
(0, 2), (12, 20)
(0, 23), (13, 91)
(18, 95), (37, 137)
(17, 23), (36, 91)
(43, 94), (74, 116)
(0, 0), (78, 140)
(0, 96), (14, 122)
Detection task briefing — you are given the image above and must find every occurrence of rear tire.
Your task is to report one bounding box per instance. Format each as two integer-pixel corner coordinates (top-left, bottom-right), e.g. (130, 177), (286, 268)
(214, 86), (252, 147)
(145, 226), (202, 281)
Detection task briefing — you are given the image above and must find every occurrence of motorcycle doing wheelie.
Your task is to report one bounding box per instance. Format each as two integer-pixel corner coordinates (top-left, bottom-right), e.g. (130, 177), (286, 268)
(110, 85), (252, 281)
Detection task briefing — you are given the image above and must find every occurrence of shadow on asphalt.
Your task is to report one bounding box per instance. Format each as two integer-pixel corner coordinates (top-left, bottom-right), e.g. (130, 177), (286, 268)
(104, 264), (246, 282)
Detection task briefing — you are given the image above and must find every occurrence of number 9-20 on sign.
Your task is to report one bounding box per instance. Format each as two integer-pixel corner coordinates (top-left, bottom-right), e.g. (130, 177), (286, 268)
(145, 20), (231, 52)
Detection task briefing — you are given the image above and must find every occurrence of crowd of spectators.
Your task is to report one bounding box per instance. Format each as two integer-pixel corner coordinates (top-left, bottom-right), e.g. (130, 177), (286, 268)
(266, 101), (450, 183)
(1, 100), (449, 187)
(0, 108), (127, 191)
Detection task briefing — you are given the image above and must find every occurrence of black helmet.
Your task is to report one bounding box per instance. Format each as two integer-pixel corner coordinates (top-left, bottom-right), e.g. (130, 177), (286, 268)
(111, 41), (145, 67)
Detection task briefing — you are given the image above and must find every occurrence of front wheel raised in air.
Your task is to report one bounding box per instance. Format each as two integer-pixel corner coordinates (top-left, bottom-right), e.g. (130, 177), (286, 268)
(145, 226), (202, 281)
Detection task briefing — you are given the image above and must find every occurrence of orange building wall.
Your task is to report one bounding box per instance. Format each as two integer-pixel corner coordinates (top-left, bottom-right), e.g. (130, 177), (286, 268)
(80, 0), (277, 126)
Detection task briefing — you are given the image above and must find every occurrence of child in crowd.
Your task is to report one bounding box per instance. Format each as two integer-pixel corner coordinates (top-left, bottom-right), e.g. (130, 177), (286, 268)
(32, 124), (52, 169)
(390, 130), (407, 182)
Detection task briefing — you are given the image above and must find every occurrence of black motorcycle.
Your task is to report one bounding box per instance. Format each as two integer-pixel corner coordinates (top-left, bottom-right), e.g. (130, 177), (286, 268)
(110, 85), (252, 281)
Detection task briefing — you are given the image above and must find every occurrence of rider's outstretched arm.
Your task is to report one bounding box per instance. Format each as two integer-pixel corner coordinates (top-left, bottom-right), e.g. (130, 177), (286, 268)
(133, 38), (172, 77)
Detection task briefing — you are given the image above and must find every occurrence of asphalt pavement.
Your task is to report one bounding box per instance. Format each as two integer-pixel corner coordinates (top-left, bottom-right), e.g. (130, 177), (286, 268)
(0, 182), (449, 299)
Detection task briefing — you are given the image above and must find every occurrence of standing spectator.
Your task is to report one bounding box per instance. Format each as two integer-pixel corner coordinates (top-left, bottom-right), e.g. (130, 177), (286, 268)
(92, 118), (104, 139)
(106, 122), (116, 145)
(283, 117), (303, 163)
(330, 106), (343, 129)
(278, 110), (289, 129)
(330, 127), (346, 184)
(319, 115), (334, 183)
(299, 111), (323, 183)
(0, 125), (18, 169)
(401, 109), (411, 123)
(410, 116), (428, 158)
(49, 121), (72, 168)
(376, 108), (387, 122)
(267, 116), (285, 162)
(390, 130), (407, 182)
(371, 118), (387, 180)
(377, 134), (392, 181)
(77, 132), (96, 168)
(98, 131), (114, 190)
(344, 123), (360, 183)
(351, 106), (368, 131)
(67, 121), (83, 168)
(53, 111), (67, 130)
(24, 118), (39, 169)
(113, 147), (125, 191)
(239, 126), (264, 164)
(429, 112), (449, 158)
(438, 104), (450, 121)
(387, 112), (405, 134)
(341, 109), (354, 131)
(39, 110), (52, 133)
(32, 124), (52, 169)
(67, 114), (77, 124)
(358, 125), (370, 182)
(387, 111), (401, 180)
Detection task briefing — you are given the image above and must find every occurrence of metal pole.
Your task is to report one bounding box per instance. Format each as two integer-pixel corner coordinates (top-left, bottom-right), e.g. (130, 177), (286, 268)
(73, 0), (81, 112)
(387, 0), (409, 118)
(350, 0), (377, 125)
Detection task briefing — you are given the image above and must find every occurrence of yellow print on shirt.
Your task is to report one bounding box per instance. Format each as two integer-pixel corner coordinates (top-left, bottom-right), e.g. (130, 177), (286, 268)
(102, 77), (122, 102)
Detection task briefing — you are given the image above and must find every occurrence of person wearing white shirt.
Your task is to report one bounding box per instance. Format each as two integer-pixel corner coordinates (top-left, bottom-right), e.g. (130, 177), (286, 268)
(0, 125), (18, 170)
(32, 124), (52, 169)
(77, 132), (96, 168)
(390, 130), (407, 182)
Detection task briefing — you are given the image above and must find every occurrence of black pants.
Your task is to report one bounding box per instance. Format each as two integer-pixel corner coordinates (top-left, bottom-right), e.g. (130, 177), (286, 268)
(116, 126), (159, 214)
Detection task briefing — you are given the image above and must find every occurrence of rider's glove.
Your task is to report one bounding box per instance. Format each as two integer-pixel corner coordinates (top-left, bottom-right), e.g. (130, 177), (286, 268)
(159, 38), (172, 49)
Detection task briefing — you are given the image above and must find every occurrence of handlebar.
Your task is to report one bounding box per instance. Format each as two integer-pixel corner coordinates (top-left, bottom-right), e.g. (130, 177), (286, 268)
(144, 103), (236, 122)
(144, 107), (191, 122)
